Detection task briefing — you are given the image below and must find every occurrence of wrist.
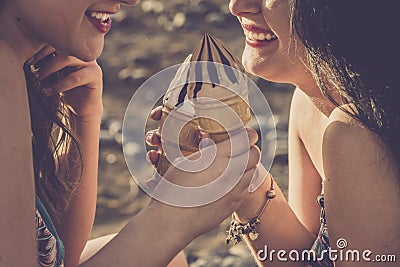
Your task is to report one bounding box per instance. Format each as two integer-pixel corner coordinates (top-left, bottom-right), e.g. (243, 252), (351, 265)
(72, 107), (103, 124)
(235, 173), (273, 223)
(227, 175), (275, 245)
(145, 200), (195, 247)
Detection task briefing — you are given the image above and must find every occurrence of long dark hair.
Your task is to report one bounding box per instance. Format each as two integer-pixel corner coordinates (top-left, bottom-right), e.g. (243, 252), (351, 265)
(25, 64), (83, 225)
(291, 0), (400, 166)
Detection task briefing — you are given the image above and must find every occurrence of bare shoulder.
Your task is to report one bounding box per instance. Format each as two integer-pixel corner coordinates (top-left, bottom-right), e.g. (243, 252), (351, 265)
(0, 42), (26, 94)
(0, 40), (34, 173)
(0, 42), (38, 265)
(0, 41), (35, 200)
(289, 88), (325, 136)
(323, 104), (389, 170)
(289, 87), (313, 127)
(0, 42), (31, 141)
(323, 105), (400, 255)
(322, 104), (398, 185)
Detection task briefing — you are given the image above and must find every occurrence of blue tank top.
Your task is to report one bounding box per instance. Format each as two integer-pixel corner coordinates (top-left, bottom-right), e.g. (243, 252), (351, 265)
(35, 196), (65, 267)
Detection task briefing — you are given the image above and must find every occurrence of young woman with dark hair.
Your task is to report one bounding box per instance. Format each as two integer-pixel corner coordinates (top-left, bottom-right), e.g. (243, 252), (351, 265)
(223, 0), (400, 266)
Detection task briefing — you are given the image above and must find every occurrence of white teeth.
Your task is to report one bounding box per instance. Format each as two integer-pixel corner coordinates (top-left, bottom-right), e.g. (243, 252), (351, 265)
(244, 29), (277, 41)
(248, 31), (254, 40)
(89, 11), (110, 23)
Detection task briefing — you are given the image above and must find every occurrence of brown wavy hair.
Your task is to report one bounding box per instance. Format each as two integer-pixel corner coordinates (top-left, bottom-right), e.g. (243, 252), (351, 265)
(25, 65), (83, 225)
(290, 0), (400, 167)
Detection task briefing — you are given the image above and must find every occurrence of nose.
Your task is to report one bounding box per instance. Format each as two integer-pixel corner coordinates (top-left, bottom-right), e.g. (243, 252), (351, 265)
(120, 0), (140, 6)
(229, 0), (260, 17)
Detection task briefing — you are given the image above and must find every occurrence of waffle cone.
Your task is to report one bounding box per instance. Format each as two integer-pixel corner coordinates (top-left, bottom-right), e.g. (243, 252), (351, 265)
(192, 85), (251, 143)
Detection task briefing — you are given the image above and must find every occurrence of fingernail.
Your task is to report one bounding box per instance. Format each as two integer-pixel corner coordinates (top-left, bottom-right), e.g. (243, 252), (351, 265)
(145, 178), (158, 191)
(201, 132), (210, 139)
(146, 152), (152, 164)
(146, 132), (153, 144)
(150, 109), (157, 118)
(199, 138), (214, 149)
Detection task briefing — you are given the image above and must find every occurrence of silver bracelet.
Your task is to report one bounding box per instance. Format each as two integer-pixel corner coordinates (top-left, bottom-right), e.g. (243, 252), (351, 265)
(226, 175), (275, 245)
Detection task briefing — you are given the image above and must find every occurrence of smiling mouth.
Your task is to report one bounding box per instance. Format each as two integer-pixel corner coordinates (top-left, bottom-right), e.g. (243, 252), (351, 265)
(85, 11), (113, 33)
(244, 29), (277, 42)
(87, 11), (111, 23)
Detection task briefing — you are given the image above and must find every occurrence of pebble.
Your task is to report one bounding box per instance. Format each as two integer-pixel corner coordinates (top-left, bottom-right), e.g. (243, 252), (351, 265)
(141, 0), (164, 14)
(172, 12), (186, 28)
(123, 142), (141, 157)
(205, 12), (226, 27)
(106, 153), (118, 164)
(108, 120), (122, 137)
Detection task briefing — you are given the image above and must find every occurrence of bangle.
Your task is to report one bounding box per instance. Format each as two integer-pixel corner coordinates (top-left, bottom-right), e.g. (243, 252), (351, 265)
(226, 175), (275, 245)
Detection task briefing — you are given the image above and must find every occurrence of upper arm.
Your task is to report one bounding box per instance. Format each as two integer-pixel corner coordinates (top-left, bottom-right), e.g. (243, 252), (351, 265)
(0, 49), (38, 266)
(323, 107), (400, 266)
(288, 88), (322, 235)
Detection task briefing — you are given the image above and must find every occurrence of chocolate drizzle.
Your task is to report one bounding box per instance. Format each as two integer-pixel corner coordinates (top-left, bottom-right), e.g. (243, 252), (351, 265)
(176, 33), (245, 106)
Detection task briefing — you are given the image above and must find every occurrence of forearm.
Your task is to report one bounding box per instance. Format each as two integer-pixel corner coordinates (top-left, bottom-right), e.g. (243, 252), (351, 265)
(60, 113), (102, 266)
(235, 166), (316, 266)
(80, 203), (192, 267)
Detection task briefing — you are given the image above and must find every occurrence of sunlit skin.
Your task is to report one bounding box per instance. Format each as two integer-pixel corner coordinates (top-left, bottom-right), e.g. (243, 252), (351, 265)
(0, 0), (262, 266)
(0, 0), (141, 62)
(231, 0), (313, 89)
(225, 0), (400, 266)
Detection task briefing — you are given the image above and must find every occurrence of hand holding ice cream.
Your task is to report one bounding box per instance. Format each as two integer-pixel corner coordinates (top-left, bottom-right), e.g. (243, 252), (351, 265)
(147, 33), (253, 178)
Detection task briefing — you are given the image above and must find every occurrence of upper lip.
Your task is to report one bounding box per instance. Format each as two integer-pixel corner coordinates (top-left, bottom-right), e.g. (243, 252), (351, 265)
(241, 23), (274, 34)
(86, 9), (119, 15)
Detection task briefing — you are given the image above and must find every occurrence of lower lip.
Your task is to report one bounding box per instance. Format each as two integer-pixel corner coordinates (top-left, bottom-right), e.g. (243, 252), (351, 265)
(86, 15), (112, 34)
(245, 38), (277, 48)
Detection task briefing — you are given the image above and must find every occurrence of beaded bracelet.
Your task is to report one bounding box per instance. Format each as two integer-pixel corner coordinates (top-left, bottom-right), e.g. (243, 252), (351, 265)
(226, 175), (275, 245)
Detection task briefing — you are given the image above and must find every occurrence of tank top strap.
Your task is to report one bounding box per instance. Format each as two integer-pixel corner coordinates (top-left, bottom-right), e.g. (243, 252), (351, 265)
(36, 195), (65, 266)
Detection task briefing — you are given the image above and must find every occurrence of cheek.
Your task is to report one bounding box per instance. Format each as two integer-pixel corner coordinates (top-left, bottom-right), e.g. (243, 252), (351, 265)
(265, 0), (278, 9)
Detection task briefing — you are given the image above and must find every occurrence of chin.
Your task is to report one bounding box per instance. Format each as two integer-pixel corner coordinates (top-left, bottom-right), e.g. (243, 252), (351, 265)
(82, 44), (104, 61)
(242, 57), (270, 79)
(80, 49), (103, 62)
(242, 53), (298, 84)
(68, 38), (104, 62)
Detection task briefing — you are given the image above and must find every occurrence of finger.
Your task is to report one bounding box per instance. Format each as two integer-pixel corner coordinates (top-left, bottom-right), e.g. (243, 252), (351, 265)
(149, 106), (163, 121)
(199, 131), (210, 140)
(42, 64), (100, 95)
(27, 44), (56, 65)
(236, 166), (258, 193)
(145, 130), (161, 146)
(145, 178), (159, 191)
(36, 53), (83, 81)
(244, 145), (261, 172)
(146, 150), (160, 165)
(248, 164), (269, 193)
(222, 144), (259, 178)
(216, 128), (258, 157)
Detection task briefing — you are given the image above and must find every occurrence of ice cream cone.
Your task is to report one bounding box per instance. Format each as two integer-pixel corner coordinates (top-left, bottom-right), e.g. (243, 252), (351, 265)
(154, 32), (252, 176)
(187, 33), (252, 144)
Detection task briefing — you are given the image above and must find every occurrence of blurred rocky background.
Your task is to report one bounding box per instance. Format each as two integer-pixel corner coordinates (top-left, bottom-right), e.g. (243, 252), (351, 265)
(94, 0), (295, 266)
